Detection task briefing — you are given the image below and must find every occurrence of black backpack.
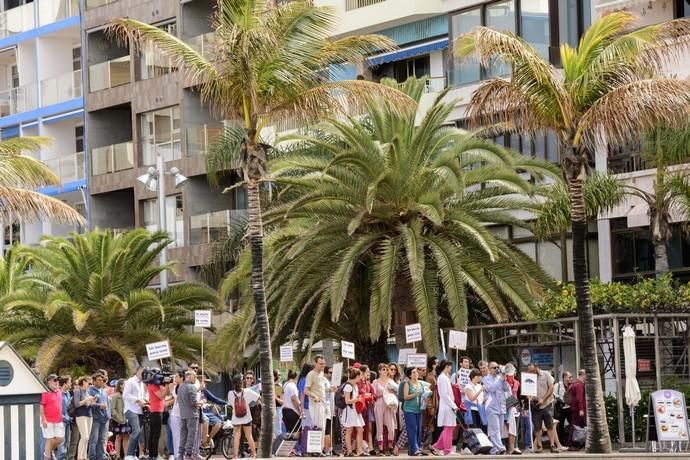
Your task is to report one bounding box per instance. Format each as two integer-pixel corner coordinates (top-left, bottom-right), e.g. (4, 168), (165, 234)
(334, 383), (349, 410)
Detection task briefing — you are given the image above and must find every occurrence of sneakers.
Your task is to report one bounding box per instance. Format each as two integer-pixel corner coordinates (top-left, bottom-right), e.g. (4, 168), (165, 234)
(462, 448), (473, 455)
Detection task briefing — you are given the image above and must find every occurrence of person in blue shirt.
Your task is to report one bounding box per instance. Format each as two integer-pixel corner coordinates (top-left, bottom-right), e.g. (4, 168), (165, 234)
(87, 373), (111, 460)
(200, 377), (228, 447)
(481, 362), (510, 455)
(57, 376), (72, 460)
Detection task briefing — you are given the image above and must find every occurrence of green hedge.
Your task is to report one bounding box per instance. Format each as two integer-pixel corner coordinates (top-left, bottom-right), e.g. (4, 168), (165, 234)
(538, 274), (690, 320)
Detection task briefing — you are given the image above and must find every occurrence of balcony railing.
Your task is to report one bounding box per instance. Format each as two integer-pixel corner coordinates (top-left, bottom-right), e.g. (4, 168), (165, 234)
(88, 56), (130, 92)
(0, 3), (35, 39)
(186, 124), (223, 157)
(44, 152), (85, 183)
(187, 32), (216, 60)
(39, 0), (79, 26)
(345, 0), (386, 11)
(0, 83), (38, 116)
(397, 76), (447, 93)
(190, 209), (248, 245)
(41, 70), (82, 106)
(91, 141), (134, 176)
(140, 140), (182, 166)
(607, 141), (649, 174)
(85, 0), (117, 9)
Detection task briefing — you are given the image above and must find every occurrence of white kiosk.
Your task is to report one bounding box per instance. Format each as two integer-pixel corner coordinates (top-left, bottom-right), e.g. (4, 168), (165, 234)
(0, 341), (48, 460)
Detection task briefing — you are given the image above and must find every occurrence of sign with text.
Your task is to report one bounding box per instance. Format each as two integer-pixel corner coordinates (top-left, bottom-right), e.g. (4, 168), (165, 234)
(194, 310), (212, 328)
(458, 368), (472, 387)
(407, 353), (428, 368)
(341, 340), (355, 360)
(146, 340), (171, 361)
(448, 330), (468, 350)
(651, 390), (689, 442)
(520, 372), (538, 397)
(279, 345), (293, 363)
(638, 359), (651, 372)
(398, 348), (415, 365)
(331, 362), (343, 388)
(306, 429), (324, 453)
(405, 323), (422, 344)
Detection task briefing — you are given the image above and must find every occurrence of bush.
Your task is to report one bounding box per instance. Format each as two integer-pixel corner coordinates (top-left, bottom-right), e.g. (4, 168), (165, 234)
(538, 274), (690, 320)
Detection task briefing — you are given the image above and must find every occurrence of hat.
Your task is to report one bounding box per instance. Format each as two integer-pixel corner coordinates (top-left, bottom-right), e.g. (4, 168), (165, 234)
(352, 362), (362, 369)
(109, 379), (118, 387)
(46, 374), (58, 382)
(504, 363), (516, 376)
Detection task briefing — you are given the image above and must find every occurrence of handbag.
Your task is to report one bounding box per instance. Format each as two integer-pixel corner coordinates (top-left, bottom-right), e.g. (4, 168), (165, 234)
(383, 391), (399, 409)
(572, 425), (587, 446)
(505, 393), (520, 410)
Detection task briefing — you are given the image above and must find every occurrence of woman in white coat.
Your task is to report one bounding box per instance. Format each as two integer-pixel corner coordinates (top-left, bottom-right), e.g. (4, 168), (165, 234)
(431, 360), (458, 455)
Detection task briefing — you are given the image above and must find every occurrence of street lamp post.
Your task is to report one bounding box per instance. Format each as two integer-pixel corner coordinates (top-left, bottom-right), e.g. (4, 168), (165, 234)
(137, 153), (188, 290)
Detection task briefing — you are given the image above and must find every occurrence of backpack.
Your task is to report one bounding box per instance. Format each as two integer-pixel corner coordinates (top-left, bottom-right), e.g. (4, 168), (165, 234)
(334, 383), (348, 410)
(67, 388), (81, 418)
(233, 390), (247, 418)
(397, 379), (407, 403)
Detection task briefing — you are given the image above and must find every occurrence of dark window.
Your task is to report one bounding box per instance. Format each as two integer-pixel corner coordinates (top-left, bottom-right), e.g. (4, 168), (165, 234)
(677, 0), (690, 18)
(371, 55), (431, 83)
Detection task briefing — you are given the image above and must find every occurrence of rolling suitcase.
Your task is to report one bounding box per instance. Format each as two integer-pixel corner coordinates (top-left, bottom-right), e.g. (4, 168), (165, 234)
(465, 427), (493, 454)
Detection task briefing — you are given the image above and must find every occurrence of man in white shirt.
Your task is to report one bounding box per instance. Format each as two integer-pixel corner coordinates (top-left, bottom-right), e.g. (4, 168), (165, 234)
(305, 355), (327, 431)
(123, 367), (146, 460)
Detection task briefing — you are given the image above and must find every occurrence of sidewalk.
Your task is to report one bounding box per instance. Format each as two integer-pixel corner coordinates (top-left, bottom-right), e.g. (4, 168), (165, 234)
(212, 453), (690, 459)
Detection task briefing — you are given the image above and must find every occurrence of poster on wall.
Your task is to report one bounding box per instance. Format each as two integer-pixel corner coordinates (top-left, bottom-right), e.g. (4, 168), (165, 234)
(651, 389), (689, 442)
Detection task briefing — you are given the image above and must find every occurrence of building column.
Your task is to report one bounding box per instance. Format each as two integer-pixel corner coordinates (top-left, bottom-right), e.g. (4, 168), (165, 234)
(595, 137), (613, 282)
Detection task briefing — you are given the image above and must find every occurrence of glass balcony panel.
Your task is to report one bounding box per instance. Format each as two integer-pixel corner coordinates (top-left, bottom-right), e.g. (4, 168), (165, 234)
(0, 3), (35, 39)
(91, 141), (134, 176)
(186, 124), (222, 157)
(189, 209), (248, 245)
(41, 70), (82, 106)
(85, 0), (115, 9)
(0, 83), (37, 115)
(187, 32), (216, 60)
(88, 56), (130, 92)
(38, 0), (79, 25)
(141, 141), (182, 165)
(44, 152), (86, 183)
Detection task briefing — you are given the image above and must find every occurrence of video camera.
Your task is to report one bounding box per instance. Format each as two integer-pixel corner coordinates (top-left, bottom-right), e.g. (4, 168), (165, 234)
(142, 368), (174, 386)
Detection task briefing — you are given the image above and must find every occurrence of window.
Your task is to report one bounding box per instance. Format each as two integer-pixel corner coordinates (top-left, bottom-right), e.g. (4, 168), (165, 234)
(491, 131), (560, 163)
(449, 9), (481, 86)
(677, 0), (690, 18)
(75, 125), (84, 152)
(140, 106), (181, 164)
(611, 218), (654, 277)
(139, 22), (177, 80)
(11, 65), (18, 88)
(521, 0), (549, 59)
(143, 195), (184, 247)
(72, 46), (81, 71)
(371, 55), (431, 83)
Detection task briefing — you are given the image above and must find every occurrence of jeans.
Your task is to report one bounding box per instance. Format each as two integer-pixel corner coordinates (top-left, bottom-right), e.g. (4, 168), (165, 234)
(125, 411), (143, 456)
(57, 422), (70, 460)
(148, 412), (163, 457)
(88, 419), (109, 460)
(522, 410), (533, 449)
(403, 411), (422, 455)
(487, 412), (505, 454)
(166, 416), (174, 456)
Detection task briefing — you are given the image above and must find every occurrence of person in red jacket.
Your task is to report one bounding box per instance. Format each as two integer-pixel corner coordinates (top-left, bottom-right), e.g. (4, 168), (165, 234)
(568, 369), (587, 447)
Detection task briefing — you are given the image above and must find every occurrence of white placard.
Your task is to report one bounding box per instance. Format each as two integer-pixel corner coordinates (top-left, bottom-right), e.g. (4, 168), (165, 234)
(279, 345), (293, 363)
(331, 362), (343, 388)
(521, 372), (538, 397)
(407, 353), (428, 368)
(275, 440), (297, 457)
(306, 429), (324, 453)
(398, 348), (415, 365)
(341, 340), (355, 360)
(458, 368), (472, 387)
(448, 330), (468, 350)
(405, 323), (422, 344)
(146, 340), (171, 360)
(194, 310), (212, 328)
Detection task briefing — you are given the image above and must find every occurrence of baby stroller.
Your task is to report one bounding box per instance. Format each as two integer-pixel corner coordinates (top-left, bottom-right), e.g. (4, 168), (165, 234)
(105, 432), (117, 460)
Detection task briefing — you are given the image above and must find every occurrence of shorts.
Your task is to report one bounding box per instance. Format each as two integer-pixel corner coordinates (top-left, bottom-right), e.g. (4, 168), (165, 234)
(532, 405), (554, 431)
(206, 412), (222, 426)
(42, 422), (65, 439)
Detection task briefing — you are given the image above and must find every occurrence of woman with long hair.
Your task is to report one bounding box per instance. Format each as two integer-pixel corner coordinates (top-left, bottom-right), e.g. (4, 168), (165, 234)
(431, 360), (457, 455)
(73, 376), (96, 460)
(401, 367), (423, 456)
(341, 367), (365, 456)
(372, 363), (398, 454)
(111, 379), (131, 459)
(228, 374), (260, 458)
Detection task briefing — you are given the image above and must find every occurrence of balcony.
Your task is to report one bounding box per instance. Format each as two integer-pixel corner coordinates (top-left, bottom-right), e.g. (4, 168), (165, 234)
(316, 0), (443, 36)
(41, 70), (82, 106)
(91, 141), (134, 176)
(0, 3), (35, 39)
(44, 152), (85, 183)
(88, 56), (130, 92)
(187, 32), (216, 60)
(190, 209), (248, 245)
(186, 124), (222, 157)
(39, 0), (79, 26)
(140, 140), (182, 166)
(84, 0), (117, 9)
(0, 83), (37, 116)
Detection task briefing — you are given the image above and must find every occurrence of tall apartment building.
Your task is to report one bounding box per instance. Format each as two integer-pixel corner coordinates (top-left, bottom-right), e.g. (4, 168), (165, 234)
(83, 0), (245, 284)
(319, 0), (690, 284)
(0, 0), (85, 250)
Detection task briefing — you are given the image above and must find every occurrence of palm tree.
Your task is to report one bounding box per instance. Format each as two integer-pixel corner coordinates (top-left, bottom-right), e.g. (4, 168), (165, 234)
(0, 136), (84, 225)
(108, 3), (409, 451)
(211, 77), (560, 361)
(455, 11), (690, 452)
(630, 125), (690, 277)
(0, 229), (219, 377)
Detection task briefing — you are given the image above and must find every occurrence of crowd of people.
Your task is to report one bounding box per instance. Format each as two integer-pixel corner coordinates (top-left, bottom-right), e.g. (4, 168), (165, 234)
(38, 355), (588, 459)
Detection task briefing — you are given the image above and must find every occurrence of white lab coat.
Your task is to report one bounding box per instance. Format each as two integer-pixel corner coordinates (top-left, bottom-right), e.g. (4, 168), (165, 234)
(436, 372), (457, 427)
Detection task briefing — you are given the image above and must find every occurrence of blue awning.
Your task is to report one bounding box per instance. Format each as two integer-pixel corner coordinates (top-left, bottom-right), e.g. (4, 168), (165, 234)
(367, 38), (448, 67)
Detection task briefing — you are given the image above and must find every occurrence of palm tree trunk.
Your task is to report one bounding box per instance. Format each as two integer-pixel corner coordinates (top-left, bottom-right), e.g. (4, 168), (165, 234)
(651, 208), (670, 278)
(246, 177), (276, 457)
(567, 156), (612, 453)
